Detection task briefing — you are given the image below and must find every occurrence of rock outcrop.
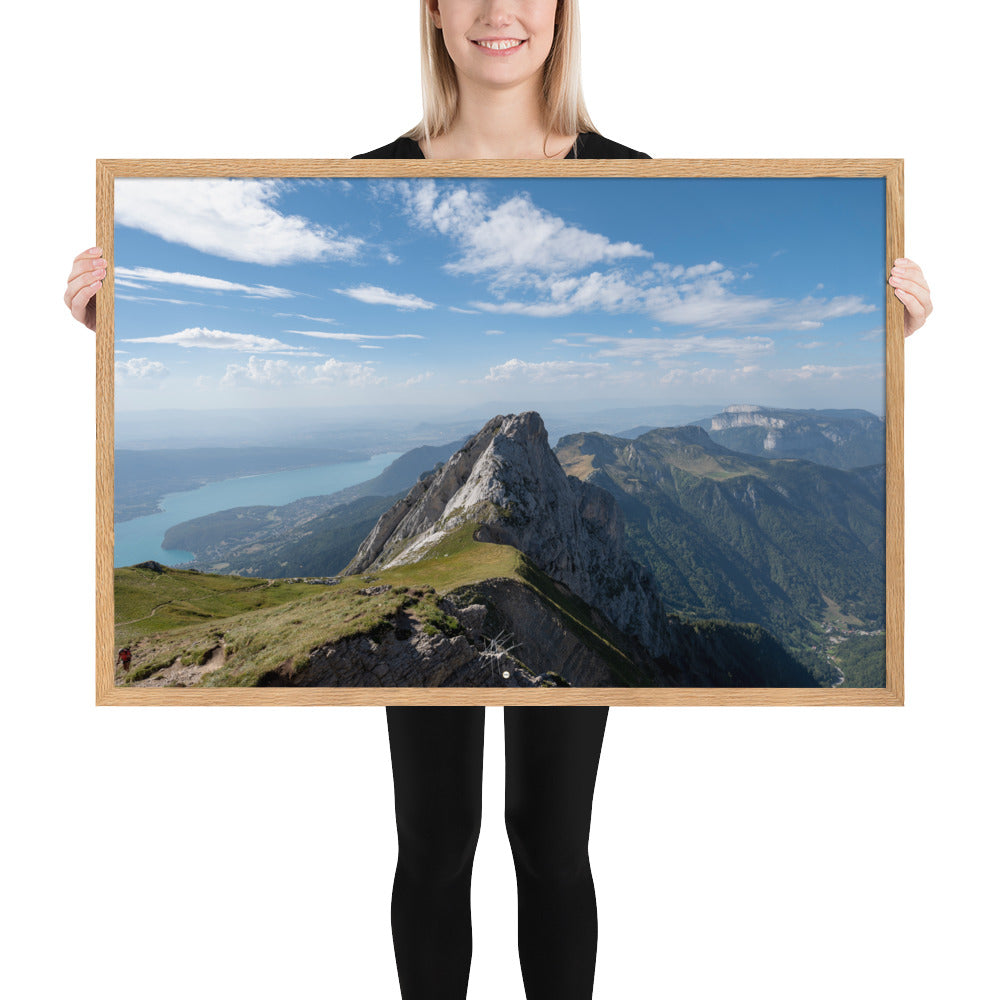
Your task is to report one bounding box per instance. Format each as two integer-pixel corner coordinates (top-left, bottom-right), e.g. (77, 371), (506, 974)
(257, 586), (592, 687)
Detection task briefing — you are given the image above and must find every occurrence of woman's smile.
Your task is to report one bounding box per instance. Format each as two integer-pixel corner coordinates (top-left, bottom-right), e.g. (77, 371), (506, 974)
(470, 37), (528, 55)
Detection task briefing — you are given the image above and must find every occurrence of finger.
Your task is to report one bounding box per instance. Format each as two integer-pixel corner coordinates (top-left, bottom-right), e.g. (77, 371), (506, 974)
(72, 246), (102, 264)
(65, 265), (106, 306)
(68, 246), (102, 276)
(892, 285), (928, 322)
(67, 253), (108, 284)
(891, 258), (929, 291)
(887, 275), (929, 301)
(68, 277), (102, 324)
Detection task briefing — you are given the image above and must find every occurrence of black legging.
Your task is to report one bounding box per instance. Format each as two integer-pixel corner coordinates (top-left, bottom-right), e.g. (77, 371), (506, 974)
(386, 705), (610, 1000)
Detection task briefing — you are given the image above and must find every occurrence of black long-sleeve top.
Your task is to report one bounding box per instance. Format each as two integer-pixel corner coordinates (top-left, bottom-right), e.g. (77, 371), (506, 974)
(352, 132), (651, 159)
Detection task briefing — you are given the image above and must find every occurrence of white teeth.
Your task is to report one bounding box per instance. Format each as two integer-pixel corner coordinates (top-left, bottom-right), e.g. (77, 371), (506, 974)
(476, 39), (523, 50)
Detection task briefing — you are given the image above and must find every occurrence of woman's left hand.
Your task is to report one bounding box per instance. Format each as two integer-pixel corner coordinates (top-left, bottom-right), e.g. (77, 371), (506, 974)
(888, 258), (933, 337)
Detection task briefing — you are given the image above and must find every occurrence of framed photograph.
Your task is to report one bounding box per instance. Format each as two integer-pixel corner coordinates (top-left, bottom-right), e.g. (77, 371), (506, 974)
(96, 158), (903, 706)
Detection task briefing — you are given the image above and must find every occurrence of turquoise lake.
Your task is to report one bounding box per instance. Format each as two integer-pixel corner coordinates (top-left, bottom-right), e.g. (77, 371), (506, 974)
(114, 452), (401, 568)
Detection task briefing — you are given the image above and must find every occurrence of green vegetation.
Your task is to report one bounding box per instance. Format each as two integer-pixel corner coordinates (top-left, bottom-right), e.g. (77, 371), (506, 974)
(114, 565), (320, 645)
(555, 431), (886, 654)
(830, 633), (886, 687)
(164, 492), (399, 575)
(113, 521), (645, 688)
(115, 566), (470, 687)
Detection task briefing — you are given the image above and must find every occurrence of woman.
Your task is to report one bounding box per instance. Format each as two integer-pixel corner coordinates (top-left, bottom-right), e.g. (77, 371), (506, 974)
(64, 2), (933, 998)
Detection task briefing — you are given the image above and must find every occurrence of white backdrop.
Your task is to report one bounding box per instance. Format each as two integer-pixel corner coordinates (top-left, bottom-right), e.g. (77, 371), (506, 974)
(3, 2), (997, 997)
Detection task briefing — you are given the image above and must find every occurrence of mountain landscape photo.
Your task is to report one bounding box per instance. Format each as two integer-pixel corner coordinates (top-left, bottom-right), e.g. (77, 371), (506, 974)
(111, 173), (889, 689)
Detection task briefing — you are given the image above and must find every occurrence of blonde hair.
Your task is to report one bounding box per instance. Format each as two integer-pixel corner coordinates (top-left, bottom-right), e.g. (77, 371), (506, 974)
(402, 0), (600, 156)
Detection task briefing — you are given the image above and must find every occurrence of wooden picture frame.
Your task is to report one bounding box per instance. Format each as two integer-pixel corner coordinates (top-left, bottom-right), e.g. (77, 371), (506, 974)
(96, 158), (903, 706)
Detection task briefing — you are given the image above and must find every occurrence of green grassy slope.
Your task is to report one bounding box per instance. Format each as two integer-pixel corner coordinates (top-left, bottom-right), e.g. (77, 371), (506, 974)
(113, 525), (642, 687)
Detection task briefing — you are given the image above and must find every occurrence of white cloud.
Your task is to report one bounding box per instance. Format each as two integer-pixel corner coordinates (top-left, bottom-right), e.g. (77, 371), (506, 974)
(472, 269), (643, 317)
(116, 294), (202, 306)
(473, 263), (876, 329)
(123, 327), (309, 353)
(287, 330), (423, 341)
(115, 178), (364, 265)
(115, 357), (169, 384)
(449, 306), (480, 314)
(482, 357), (611, 383)
(221, 355), (385, 388)
(570, 333), (775, 362)
(116, 266), (297, 299)
(396, 180), (651, 280)
(658, 365), (761, 386)
(387, 180), (876, 332)
(312, 358), (386, 385)
(403, 371), (434, 386)
(795, 341), (825, 349)
(485, 329), (504, 336)
(273, 313), (340, 324)
(333, 284), (435, 310)
(769, 362), (885, 382)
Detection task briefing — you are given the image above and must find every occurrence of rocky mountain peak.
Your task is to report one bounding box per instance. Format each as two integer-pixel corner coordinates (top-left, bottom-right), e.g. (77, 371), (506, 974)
(345, 411), (676, 657)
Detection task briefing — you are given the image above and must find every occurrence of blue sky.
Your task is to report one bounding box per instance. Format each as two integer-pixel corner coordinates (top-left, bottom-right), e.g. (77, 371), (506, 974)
(114, 175), (886, 414)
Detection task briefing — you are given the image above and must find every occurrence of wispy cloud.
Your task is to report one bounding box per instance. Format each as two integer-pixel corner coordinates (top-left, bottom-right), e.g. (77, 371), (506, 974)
(769, 362), (885, 382)
(287, 330), (424, 341)
(116, 294), (203, 306)
(115, 179), (365, 265)
(471, 269), (643, 317)
(115, 357), (169, 384)
(220, 355), (385, 388)
(333, 284), (435, 310)
(403, 371), (435, 386)
(575, 333), (775, 362)
(123, 327), (318, 354)
(482, 358), (611, 383)
(471, 262), (875, 329)
(116, 266), (297, 300)
(273, 313), (341, 324)
(659, 365), (760, 385)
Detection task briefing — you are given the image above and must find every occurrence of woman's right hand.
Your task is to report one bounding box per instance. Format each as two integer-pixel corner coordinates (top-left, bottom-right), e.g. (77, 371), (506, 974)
(64, 247), (107, 331)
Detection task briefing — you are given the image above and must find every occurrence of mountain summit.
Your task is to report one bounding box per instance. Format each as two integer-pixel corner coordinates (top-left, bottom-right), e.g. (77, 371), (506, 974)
(346, 411), (672, 655)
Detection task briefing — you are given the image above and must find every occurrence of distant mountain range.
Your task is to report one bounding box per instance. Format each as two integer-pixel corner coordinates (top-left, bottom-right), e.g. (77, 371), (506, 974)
(691, 404), (886, 469)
